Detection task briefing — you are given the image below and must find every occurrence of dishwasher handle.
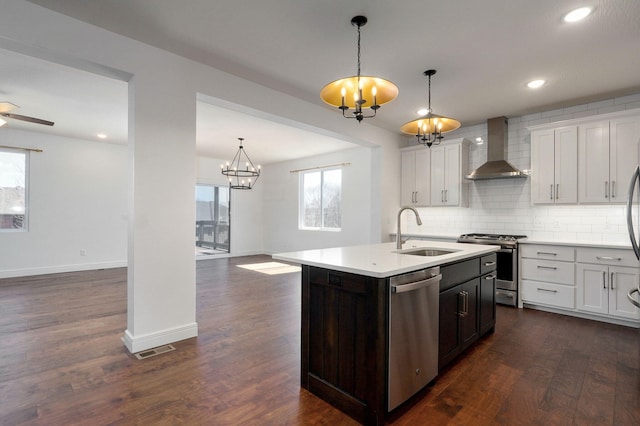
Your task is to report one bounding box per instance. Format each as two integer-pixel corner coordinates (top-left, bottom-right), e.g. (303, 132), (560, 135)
(391, 274), (442, 293)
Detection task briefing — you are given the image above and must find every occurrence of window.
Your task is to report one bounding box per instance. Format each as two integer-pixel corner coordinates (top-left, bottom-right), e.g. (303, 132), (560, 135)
(195, 184), (230, 255)
(0, 149), (28, 231)
(299, 168), (341, 230)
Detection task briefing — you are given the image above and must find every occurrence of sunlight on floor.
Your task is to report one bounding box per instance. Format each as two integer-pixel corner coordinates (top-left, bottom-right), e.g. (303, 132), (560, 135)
(237, 262), (301, 275)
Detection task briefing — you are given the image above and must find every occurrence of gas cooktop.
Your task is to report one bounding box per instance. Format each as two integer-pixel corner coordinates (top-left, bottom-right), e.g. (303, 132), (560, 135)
(457, 233), (527, 247)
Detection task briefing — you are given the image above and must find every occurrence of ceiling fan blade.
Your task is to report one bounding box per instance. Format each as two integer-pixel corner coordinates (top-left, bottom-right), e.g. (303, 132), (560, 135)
(1, 112), (54, 126)
(0, 102), (19, 113)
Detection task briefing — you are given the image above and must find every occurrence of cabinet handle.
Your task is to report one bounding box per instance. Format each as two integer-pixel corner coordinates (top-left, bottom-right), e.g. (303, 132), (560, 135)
(550, 184), (554, 200)
(483, 261), (496, 266)
(445, 189), (448, 203)
(611, 272), (615, 290)
(537, 251), (557, 256)
(484, 274), (497, 280)
(596, 256), (622, 261)
(537, 288), (558, 293)
(603, 271), (607, 289)
(441, 190), (445, 203)
(556, 184), (559, 200)
(458, 291), (469, 317)
(612, 181), (616, 198)
(605, 181), (609, 198)
(537, 265), (558, 270)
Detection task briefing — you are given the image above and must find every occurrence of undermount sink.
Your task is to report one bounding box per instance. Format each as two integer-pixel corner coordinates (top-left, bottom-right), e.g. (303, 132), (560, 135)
(396, 248), (459, 257)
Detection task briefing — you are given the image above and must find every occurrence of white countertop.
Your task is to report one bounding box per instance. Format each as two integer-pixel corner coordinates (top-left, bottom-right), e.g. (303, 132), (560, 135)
(272, 240), (499, 278)
(519, 238), (634, 250)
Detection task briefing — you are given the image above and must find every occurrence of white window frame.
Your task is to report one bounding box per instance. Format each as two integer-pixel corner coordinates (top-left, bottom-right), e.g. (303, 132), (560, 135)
(0, 148), (29, 232)
(298, 167), (342, 232)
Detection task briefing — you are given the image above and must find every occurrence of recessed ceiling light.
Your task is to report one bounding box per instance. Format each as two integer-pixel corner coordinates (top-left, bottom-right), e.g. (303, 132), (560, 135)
(97, 133), (107, 139)
(416, 108), (430, 116)
(527, 79), (546, 89)
(563, 7), (592, 23)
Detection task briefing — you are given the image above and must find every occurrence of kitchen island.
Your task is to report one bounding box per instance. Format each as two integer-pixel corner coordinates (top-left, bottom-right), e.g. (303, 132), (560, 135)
(273, 240), (499, 425)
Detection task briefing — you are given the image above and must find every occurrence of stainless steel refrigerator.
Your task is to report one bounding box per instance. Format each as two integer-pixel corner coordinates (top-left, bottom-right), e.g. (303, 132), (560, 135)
(626, 165), (640, 308)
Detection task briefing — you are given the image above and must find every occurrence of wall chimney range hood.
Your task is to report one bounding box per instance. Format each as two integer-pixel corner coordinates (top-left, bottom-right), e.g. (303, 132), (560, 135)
(465, 116), (527, 180)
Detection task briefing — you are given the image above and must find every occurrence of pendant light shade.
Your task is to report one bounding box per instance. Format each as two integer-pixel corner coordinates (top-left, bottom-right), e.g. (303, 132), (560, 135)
(401, 70), (460, 147)
(320, 16), (398, 122)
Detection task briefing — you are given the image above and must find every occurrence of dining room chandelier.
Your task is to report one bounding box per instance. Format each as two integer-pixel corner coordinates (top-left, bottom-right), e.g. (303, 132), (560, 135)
(220, 138), (260, 190)
(400, 70), (461, 147)
(320, 15), (398, 123)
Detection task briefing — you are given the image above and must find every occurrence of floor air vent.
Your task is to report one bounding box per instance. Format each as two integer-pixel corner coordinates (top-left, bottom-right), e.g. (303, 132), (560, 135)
(134, 344), (176, 360)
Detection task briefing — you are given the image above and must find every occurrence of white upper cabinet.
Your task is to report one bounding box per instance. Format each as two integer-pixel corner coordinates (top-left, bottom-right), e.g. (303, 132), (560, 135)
(529, 109), (640, 206)
(430, 140), (469, 207)
(610, 116), (640, 202)
(400, 148), (430, 206)
(578, 115), (640, 203)
(531, 126), (578, 204)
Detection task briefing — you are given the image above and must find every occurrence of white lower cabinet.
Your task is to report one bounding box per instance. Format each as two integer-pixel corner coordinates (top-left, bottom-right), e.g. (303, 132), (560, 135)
(520, 243), (640, 326)
(521, 244), (576, 309)
(521, 281), (575, 309)
(576, 263), (640, 320)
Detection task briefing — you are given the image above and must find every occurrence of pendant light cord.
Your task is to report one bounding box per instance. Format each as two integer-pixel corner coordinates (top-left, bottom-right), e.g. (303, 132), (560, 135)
(356, 23), (361, 80)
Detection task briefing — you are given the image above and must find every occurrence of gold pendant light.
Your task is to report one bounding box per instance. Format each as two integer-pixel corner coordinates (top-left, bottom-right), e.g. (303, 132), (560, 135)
(320, 16), (398, 122)
(401, 70), (460, 147)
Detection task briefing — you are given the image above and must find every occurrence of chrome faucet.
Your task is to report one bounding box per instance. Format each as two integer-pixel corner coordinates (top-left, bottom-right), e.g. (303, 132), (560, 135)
(396, 206), (423, 249)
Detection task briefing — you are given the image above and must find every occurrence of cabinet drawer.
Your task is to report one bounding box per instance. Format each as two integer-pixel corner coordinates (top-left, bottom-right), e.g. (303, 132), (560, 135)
(576, 247), (638, 267)
(522, 280), (575, 309)
(440, 258), (479, 292)
(480, 253), (497, 275)
(521, 258), (575, 285)
(520, 244), (575, 262)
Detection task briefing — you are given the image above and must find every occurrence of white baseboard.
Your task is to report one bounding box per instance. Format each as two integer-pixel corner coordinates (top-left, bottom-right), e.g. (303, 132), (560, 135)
(0, 260), (128, 279)
(122, 322), (198, 354)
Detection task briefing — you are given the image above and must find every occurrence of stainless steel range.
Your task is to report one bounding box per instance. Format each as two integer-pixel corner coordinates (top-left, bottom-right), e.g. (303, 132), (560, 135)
(457, 233), (527, 306)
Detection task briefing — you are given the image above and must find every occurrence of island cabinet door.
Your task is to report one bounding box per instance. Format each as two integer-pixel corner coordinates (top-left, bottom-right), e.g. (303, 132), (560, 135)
(301, 266), (387, 426)
(438, 284), (462, 369)
(439, 278), (481, 370)
(479, 271), (497, 335)
(459, 278), (480, 350)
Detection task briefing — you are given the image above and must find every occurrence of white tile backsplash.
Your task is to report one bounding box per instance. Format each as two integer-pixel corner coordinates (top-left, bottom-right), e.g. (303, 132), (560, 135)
(403, 93), (640, 245)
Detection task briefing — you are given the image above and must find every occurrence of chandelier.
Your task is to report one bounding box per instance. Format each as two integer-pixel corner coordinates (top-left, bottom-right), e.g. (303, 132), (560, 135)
(320, 16), (398, 122)
(220, 138), (260, 190)
(400, 70), (460, 147)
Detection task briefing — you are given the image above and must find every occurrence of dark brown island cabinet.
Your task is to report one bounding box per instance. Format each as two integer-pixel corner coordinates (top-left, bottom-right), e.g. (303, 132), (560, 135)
(300, 253), (497, 425)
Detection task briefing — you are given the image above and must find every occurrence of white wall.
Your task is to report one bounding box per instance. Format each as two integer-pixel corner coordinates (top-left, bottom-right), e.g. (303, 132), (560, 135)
(403, 93), (640, 244)
(262, 146), (374, 253)
(0, 129), (127, 278)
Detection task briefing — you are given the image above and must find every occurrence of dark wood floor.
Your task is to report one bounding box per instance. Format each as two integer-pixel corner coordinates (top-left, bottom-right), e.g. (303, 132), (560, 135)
(1, 255), (639, 425)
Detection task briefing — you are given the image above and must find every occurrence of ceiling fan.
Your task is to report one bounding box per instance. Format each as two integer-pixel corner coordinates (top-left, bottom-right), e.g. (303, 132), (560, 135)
(0, 102), (54, 127)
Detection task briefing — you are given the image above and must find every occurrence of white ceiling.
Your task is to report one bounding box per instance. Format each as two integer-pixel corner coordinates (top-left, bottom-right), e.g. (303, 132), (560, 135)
(5, 0), (640, 164)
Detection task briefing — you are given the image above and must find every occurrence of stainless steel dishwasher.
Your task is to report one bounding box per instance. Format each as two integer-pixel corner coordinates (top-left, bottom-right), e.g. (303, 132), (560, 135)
(388, 266), (441, 411)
